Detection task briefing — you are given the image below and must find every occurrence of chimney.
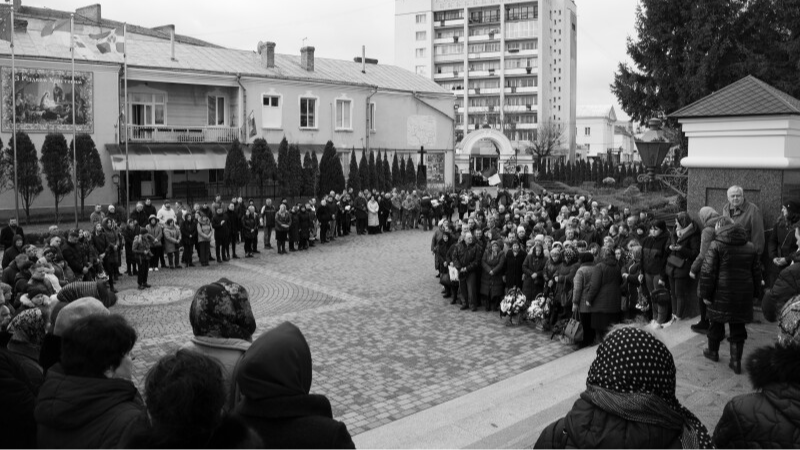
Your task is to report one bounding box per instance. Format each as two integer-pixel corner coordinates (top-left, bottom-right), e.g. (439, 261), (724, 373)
(258, 41), (275, 69)
(361, 45), (366, 74)
(300, 46), (315, 72)
(76, 4), (101, 22)
(153, 25), (177, 61)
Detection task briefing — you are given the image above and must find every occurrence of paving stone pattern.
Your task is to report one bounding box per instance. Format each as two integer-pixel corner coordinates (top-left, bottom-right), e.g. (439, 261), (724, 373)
(112, 230), (574, 436)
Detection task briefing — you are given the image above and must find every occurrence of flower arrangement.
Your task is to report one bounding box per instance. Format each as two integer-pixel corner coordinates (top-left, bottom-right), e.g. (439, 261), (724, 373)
(500, 287), (527, 319)
(636, 292), (651, 312)
(526, 293), (551, 322)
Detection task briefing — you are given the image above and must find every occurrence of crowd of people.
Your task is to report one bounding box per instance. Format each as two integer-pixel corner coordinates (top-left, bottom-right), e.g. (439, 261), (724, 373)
(0, 278), (355, 449)
(1, 182), (799, 448)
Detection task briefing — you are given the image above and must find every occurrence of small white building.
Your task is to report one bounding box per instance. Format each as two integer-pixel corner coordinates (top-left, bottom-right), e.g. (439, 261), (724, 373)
(575, 105), (616, 160)
(613, 120), (638, 163)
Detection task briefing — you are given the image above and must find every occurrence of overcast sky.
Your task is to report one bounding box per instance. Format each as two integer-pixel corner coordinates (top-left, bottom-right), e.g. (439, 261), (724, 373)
(29, 0), (638, 120)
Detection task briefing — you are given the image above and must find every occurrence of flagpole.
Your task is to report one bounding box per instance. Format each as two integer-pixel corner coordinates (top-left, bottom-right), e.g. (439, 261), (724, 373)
(10, 5), (18, 222)
(124, 23), (129, 215)
(71, 13), (78, 228)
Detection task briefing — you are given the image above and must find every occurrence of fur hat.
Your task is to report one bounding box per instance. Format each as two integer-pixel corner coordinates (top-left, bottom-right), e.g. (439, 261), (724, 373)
(54, 297), (109, 336)
(778, 295), (800, 346)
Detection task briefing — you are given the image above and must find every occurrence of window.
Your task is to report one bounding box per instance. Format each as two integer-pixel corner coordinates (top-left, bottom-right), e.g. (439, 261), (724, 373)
(584, 127), (591, 136)
(207, 95), (226, 126)
(434, 10), (463, 21)
(300, 97), (316, 129)
(506, 4), (538, 21)
(416, 14), (426, 24)
(368, 103), (376, 131)
(416, 48), (426, 58)
(335, 99), (352, 130)
(262, 94), (282, 129)
(208, 169), (224, 183)
(129, 93), (166, 126)
(415, 65), (427, 76)
(435, 43), (463, 55)
(416, 31), (426, 41)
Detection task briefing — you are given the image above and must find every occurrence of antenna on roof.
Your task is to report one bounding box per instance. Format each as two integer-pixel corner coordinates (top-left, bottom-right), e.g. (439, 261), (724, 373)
(302, 37), (307, 48)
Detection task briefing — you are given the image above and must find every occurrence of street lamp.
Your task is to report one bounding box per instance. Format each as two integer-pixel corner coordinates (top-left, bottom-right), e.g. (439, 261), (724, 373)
(111, 174), (121, 206)
(634, 118), (672, 183)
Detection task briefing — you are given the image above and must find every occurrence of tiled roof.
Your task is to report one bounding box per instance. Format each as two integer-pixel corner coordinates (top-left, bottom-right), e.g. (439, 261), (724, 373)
(577, 105), (616, 119)
(670, 75), (800, 118)
(1, 15), (450, 95)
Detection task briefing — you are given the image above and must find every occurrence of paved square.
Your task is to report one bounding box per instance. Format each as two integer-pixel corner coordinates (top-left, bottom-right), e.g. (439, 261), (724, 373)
(112, 230), (574, 436)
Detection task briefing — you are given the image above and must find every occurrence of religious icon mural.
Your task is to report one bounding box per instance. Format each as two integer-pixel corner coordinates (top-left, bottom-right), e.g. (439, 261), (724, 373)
(1, 67), (94, 133)
(426, 153), (445, 183)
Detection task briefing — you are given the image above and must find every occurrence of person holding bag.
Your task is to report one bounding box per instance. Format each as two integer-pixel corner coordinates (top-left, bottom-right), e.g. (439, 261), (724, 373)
(666, 212), (700, 325)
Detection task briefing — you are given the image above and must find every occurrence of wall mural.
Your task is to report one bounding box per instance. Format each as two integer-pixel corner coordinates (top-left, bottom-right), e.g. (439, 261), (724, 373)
(1, 67), (94, 133)
(427, 153), (445, 183)
(407, 114), (436, 148)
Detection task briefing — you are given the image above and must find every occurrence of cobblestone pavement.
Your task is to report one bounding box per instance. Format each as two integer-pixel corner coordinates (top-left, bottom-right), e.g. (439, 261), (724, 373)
(112, 229), (574, 436)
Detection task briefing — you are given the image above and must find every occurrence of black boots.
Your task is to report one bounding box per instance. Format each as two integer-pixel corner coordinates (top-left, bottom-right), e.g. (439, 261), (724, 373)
(703, 338), (720, 362)
(729, 342), (744, 375)
(691, 319), (710, 334)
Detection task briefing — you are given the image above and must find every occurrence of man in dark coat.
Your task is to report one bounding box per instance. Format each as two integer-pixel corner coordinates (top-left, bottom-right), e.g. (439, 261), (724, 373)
(712, 297), (800, 448)
(129, 202), (149, 228)
(379, 193), (393, 233)
(767, 199), (800, 286)
(453, 233), (481, 311)
(699, 218), (761, 374)
(234, 322), (355, 449)
(61, 231), (91, 281)
(261, 199), (276, 249)
(317, 200), (331, 244)
(142, 198), (157, 219)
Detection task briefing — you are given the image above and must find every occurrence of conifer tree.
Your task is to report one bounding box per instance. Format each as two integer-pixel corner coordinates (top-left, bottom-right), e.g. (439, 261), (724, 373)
(368, 150), (377, 191)
(346, 147), (360, 193)
(302, 151), (315, 196)
(287, 144), (303, 198)
(276, 137), (290, 197)
(391, 152), (401, 188)
(249, 138), (276, 203)
(358, 148), (369, 193)
(6, 131), (43, 223)
(405, 156), (416, 190)
(40, 132), (73, 223)
(310, 150), (319, 196)
(375, 150), (386, 192)
(382, 152), (392, 191)
(399, 156), (407, 190)
(70, 134), (105, 220)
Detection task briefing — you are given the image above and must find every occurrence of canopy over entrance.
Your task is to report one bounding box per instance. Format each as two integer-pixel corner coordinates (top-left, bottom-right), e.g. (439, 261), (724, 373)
(106, 143), (253, 171)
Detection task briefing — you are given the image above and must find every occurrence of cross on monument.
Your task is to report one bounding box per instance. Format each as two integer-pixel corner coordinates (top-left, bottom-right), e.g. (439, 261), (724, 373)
(418, 146), (426, 168)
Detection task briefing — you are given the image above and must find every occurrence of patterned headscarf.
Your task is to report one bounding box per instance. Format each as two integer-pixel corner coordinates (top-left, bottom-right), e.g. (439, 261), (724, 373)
(562, 248), (577, 266)
(584, 327), (712, 449)
(8, 308), (47, 349)
(189, 278), (256, 341)
(778, 295), (800, 346)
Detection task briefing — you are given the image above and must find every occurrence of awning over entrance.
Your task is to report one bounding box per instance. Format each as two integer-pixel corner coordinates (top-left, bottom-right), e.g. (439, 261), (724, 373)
(106, 143), (252, 171)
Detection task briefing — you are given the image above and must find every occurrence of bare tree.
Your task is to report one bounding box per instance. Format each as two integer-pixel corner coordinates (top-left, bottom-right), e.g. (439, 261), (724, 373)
(525, 120), (566, 170)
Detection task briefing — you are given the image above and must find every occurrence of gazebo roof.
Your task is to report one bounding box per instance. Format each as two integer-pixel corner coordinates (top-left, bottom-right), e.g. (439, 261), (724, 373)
(670, 76), (800, 119)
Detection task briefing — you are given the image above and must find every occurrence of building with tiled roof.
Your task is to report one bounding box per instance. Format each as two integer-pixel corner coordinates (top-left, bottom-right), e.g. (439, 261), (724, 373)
(0, 1), (455, 214)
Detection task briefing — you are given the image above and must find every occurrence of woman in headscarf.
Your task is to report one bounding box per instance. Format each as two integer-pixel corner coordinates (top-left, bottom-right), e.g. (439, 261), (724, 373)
(522, 242), (547, 302)
(182, 278), (256, 410)
(233, 322), (355, 449)
(6, 307), (48, 377)
(572, 251), (596, 348)
(481, 240), (506, 312)
(505, 239), (526, 292)
(274, 204), (291, 255)
(163, 218), (182, 269)
(586, 246), (623, 340)
(535, 325), (713, 449)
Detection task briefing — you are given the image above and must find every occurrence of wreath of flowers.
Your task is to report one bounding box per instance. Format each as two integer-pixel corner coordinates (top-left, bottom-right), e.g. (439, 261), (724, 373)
(500, 287), (527, 317)
(526, 293), (551, 321)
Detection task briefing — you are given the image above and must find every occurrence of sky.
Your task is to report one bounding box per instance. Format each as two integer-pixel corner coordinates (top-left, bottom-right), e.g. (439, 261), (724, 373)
(28, 0), (638, 120)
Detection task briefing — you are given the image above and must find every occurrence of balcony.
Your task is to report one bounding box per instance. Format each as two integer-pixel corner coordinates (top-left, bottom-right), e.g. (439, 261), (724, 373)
(127, 125), (242, 143)
(504, 86), (537, 94)
(468, 51), (501, 60)
(505, 67), (536, 76)
(435, 18), (465, 28)
(469, 87), (500, 95)
(468, 33), (500, 42)
(434, 53), (465, 63)
(433, 36), (463, 45)
(505, 48), (537, 57)
(433, 71), (463, 80)
(503, 105), (537, 113)
(516, 123), (537, 130)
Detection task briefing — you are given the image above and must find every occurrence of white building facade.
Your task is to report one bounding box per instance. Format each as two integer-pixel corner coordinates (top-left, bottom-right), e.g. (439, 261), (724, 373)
(395, 0), (577, 171)
(575, 105), (616, 161)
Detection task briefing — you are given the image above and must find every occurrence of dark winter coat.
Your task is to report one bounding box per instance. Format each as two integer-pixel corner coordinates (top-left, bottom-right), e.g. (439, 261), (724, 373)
(212, 213), (230, 240)
(234, 322), (355, 449)
(142, 203), (157, 219)
(316, 205), (331, 223)
(289, 211), (299, 242)
(261, 205), (276, 227)
(587, 254), (623, 314)
(505, 249), (526, 290)
(35, 364), (144, 449)
(436, 236), (455, 272)
(481, 248), (506, 297)
(698, 224), (761, 324)
(180, 217), (197, 245)
(452, 241), (480, 274)
(666, 224), (701, 279)
(713, 344), (800, 449)
(534, 396), (683, 449)
(522, 253), (546, 299)
(297, 211), (312, 240)
(641, 232), (671, 276)
(0, 348), (42, 449)
(762, 262), (800, 322)
(572, 261), (596, 314)
(1, 238), (24, 269)
(242, 214), (259, 240)
(354, 197), (368, 219)
(61, 241), (88, 277)
(768, 215), (798, 261)
(691, 208), (722, 276)
(128, 208), (149, 227)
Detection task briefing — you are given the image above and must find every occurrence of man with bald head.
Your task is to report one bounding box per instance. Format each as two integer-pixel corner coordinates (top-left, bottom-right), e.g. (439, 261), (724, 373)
(722, 185), (765, 256)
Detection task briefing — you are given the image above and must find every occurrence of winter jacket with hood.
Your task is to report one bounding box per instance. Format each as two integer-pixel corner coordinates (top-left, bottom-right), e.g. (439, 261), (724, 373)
(480, 245), (506, 298)
(641, 231), (671, 276)
(586, 253), (623, 314)
(234, 322), (355, 449)
(666, 218), (701, 279)
(0, 348), (40, 448)
(762, 262), (800, 322)
(712, 344), (800, 449)
(571, 256), (596, 314)
(145, 215), (163, 248)
(34, 364), (144, 449)
(691, 207), (722, 276)
(698, 223), (761, 324)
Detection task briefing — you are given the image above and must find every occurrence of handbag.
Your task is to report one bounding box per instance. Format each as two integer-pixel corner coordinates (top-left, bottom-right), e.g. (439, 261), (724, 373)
(449, 265), (460, 282)
(667, 254), (685, 268)
(440, 272), (451, 287)
(562, 310), (584, 344)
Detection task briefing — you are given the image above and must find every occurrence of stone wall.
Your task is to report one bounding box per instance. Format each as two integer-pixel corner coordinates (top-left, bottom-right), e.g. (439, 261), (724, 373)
(687, 168), (783, 228)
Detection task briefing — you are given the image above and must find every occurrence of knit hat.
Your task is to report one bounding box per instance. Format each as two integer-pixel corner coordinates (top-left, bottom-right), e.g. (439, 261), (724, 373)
(778, 295), (800, 346)
(8, 308), (47, 349)
(190, 278), (256, 341)
(54, 297), (109, 336)
(784, 199), (800, 218)
(586, 327), (713, 448)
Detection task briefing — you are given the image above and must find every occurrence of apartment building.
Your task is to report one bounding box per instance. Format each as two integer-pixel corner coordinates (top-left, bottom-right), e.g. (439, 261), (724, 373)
(395, 0), (577, 175)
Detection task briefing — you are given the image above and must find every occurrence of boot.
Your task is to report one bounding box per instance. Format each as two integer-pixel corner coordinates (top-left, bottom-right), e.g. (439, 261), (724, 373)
(703, 338), (720, 362)
(691, 319), (710, 334)
(729, 342), (743, 375)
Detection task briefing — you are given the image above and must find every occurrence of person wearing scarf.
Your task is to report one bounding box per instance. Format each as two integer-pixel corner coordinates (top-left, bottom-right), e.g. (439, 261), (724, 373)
(535, 326), (713, 449)
(665, 212), (700, 325)
(481, 240), (506, 312)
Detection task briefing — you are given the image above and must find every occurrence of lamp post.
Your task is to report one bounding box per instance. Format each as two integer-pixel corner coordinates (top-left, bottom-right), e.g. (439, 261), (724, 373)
(634, 118), (673, 183)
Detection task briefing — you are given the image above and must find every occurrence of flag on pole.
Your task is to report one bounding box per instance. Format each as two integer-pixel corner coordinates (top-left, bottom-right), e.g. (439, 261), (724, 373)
(0, 5), (12, 42)
(40, 18), (70, 37)
(248, 111), (256, 137)
(89, 27), (124, 54)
